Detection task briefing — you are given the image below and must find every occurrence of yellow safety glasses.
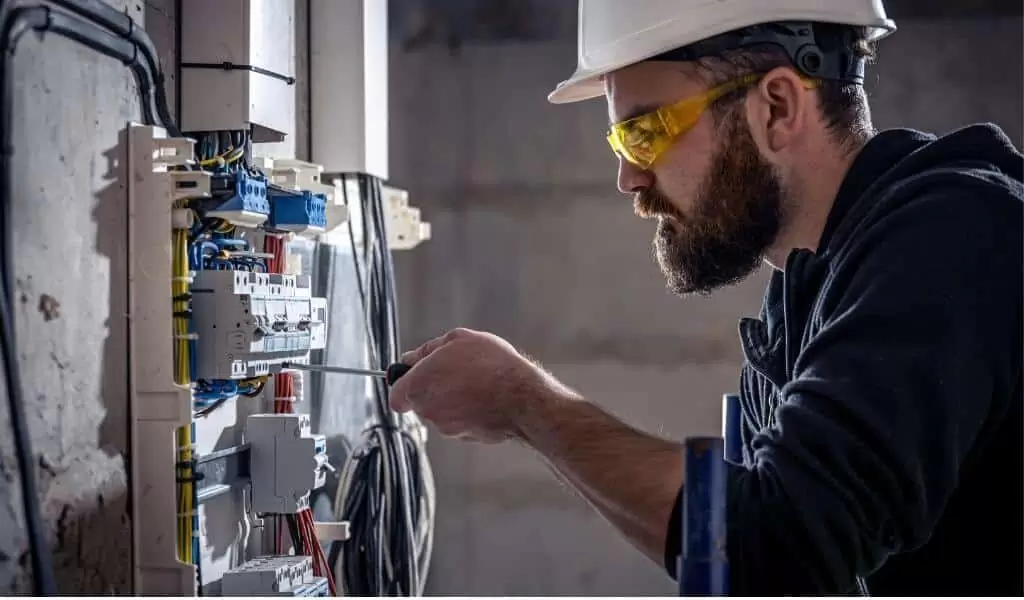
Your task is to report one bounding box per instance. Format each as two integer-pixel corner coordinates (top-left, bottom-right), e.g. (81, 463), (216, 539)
(606, 73), (762, 169)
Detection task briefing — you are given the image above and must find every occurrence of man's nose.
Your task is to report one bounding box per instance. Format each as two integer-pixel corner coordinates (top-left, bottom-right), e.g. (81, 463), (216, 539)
(617, 157), (654, 195)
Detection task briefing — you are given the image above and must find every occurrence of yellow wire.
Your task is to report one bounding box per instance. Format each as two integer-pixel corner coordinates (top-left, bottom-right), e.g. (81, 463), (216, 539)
(225, 147), (245, 164)
(198, 146), (233, 168)
(172, 199), (194, 565)
(198, 145), (244, 168)
(176, 424), (193, 564)
(172, 228), (190, 386)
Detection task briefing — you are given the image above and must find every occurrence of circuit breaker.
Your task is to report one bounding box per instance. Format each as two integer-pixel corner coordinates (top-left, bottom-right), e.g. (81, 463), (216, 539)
(246, 413), (330, 514)
(222, 556), (329, 596)
(190, 271), (328, 380)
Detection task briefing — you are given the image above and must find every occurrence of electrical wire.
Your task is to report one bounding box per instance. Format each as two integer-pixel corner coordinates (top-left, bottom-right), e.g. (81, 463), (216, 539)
(46, 0), (180, 136)
(176, 422), (197, 578)
(172, 224), (192, 385)
(330, 173), (435, 596)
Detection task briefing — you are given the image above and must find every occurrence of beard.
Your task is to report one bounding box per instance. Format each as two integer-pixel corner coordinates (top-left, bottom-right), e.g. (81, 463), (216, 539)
(635, 111), (784, 296)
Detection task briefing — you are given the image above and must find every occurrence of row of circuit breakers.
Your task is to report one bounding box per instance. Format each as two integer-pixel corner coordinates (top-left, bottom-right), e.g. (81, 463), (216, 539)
(193, 270), (327, 380)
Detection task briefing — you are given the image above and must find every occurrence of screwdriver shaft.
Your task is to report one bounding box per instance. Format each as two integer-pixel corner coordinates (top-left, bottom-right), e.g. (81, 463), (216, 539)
(279, 363), (387, 378)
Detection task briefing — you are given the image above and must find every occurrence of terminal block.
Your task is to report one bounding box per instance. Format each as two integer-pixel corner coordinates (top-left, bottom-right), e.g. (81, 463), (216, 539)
(205, 171), (271, 228)
(267, 187), (328, 234)
(246, 413), (330, 514)
(191, 270), (327, 380)
(221, 556), (328, 596)
(255, 157), (345, 235)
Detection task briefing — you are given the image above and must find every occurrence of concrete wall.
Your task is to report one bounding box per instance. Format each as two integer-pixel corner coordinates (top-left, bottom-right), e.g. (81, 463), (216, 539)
(0, 0), (143, 593)
(388, 16), (1023, 596)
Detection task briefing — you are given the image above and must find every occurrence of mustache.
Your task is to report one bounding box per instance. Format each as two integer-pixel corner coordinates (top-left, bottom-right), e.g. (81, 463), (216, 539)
(634, 188), (680, 220)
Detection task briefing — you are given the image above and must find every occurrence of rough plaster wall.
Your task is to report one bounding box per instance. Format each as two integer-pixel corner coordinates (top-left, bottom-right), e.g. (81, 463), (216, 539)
(0, 0), (144, 593)
(388, 16), (1023, 596)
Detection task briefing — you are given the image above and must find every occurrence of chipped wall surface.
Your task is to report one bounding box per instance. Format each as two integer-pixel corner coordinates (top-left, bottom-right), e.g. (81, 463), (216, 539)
(0, 0), (143, 593)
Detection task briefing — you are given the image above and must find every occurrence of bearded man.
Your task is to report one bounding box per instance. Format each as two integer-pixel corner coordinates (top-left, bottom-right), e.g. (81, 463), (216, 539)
(388, 2), (1024, 594)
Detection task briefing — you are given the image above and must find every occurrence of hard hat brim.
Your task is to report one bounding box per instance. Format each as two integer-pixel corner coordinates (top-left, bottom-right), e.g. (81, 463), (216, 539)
(547, 72), (607, 104)
(548, 14), (897, 105)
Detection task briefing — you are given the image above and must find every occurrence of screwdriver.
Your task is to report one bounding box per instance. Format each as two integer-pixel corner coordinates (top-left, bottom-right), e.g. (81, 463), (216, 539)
(277, 361), (412, 386)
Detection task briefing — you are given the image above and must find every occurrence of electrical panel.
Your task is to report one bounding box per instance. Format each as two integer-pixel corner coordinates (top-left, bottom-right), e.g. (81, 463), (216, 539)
(125, 0), (435, 589)
(126, 124), (351, 596)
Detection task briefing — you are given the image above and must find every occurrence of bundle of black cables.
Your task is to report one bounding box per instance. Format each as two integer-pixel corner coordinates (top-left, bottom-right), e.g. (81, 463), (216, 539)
(1, 2), (178, 594)
(329, 173), (435, 596)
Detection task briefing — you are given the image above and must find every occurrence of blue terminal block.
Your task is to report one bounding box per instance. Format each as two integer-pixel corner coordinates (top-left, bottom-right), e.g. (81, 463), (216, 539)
(267, 187), (327, 234)
(207, 171), (270, 228)
(680, 436), (729, 596)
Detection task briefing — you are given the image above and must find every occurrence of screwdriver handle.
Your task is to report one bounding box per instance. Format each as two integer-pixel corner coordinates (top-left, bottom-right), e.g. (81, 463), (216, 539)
(386, 363), (412, 385)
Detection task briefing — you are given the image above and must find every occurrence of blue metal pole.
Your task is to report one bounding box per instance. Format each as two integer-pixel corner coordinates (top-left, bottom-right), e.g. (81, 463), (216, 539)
(680, 437), (729, 596)
(722, 393), (743, 465)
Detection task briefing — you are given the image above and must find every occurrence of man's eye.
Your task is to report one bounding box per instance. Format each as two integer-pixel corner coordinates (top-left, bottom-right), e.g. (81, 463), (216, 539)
(625, 127), (655, 148)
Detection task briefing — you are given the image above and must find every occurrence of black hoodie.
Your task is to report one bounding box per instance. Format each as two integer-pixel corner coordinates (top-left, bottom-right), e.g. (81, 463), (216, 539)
(664, 123), (1023, 595)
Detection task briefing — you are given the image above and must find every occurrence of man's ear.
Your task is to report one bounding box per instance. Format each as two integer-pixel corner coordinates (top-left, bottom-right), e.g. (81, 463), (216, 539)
(744, 66), (811, 160)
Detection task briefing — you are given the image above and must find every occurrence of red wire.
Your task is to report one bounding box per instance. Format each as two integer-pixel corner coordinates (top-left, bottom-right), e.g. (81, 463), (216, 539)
(265, 235), (335, 594)
(299, 508), (336, 596)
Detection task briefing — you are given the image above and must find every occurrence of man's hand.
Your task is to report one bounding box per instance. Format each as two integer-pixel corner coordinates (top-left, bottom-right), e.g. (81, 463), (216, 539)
(389, 327), (576, 443)
(389, 327), (684, 566)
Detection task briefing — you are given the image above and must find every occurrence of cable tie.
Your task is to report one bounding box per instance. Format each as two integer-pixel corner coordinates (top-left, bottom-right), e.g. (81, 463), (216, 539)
(274, 396), (297, 403)
(174, 333), (199, 340)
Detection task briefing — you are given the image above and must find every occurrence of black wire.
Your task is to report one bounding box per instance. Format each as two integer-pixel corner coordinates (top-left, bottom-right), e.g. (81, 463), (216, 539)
(47, 0), (180, 136)
(284, 513), (304, 552)
(334, 173), (426, 596)
(0, 8), (60, 595)
(0, 229), (56, 596)
(192, 396), (229, 419)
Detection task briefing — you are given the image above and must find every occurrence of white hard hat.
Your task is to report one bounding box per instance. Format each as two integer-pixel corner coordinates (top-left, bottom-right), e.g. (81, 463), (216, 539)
(548, 0), (897, 104)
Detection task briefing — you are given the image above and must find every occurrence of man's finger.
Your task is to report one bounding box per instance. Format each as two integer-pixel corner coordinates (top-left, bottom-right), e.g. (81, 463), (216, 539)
(400, 327), (474, 365)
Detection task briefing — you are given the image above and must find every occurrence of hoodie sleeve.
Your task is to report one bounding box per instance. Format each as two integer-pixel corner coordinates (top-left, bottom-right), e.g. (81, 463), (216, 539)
(722, 185), (1022, 594)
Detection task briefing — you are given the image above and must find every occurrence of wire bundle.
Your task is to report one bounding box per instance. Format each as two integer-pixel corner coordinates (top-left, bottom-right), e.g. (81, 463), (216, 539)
(172, 218), (194, 385)
(330, 173), (435, 596)
(175, 423), (199, 575)
(296, 508), (337, 595)
(263, 233), (287, 275)
(262, 230), (340, 594)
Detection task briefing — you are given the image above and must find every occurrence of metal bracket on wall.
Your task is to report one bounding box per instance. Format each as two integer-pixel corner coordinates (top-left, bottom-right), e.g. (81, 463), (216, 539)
(195, 444), (252, 504)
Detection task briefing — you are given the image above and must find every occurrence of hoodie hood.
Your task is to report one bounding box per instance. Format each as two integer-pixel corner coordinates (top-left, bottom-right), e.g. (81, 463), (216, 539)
(817, 123), (1023, 258)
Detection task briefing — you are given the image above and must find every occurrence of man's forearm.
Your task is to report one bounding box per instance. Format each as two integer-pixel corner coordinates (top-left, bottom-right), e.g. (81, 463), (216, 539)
(514, 388), (684, 564)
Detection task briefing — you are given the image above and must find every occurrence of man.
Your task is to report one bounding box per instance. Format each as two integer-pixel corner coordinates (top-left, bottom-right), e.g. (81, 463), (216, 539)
(389, 1), (1023, 595)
